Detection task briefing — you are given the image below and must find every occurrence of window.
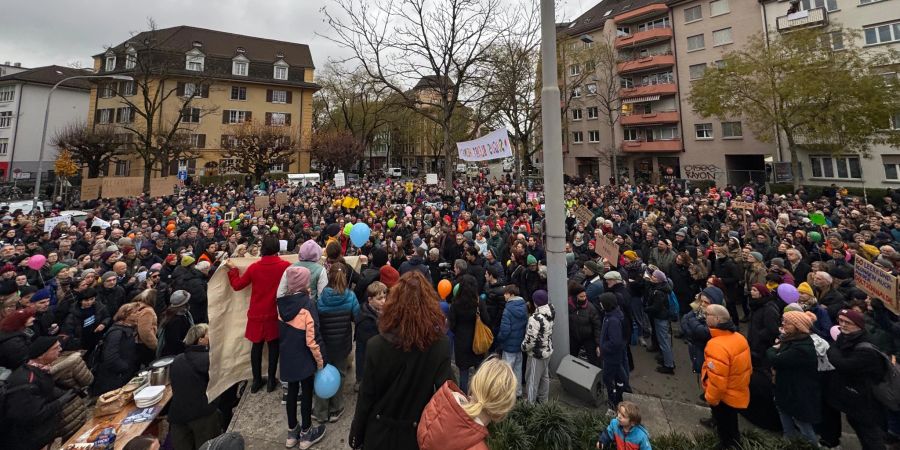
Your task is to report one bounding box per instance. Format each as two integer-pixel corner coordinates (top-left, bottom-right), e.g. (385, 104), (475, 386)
(695, 123), (713, 139)
(121, 81), (136, 97)
(684, 5), (702, 23)
(114, 160), (130, 177)
(588, 130), (601, 142)
(882, 72), (897, 85)
(810, 155), (861, 179)
(271, 90), (287, 103)
(714, 59), (726, 69)
(572, 109), (583, 120)
(572, 131), (584, 143)
(227, 110), (249, 124)
(572, 87), (582, 98)
(637, 17), (670, 32)
(883, 156), (900, 180)
(105, 54), (116, 72)
(181, 107), (201, 123)
(623, 129), (639, 141)
(116, 107), (134, 124)
(232, 61), (248, 76)
(189, 134), (205, 148)
(0, 86), (14, 103)
(722, 121), (743, 138)
(802, 0), (838, 11)
(825, 31), (844, 50)
(0, 138), (7, 155)
(569, 64), (580, 76)
(186, 52), (204, 71)
(712, 28), (733, 46)
(689, 63), (707, 80)
(269, 112), (287, 126)
(890, 113), (900, 130)
(183, 82), (196, 98)
(270, 162), (286, 173)
(587, 107), (599, 119)
(96, 108), (113, 124)
(865, 22), (900, 45)
(585, 60), (596, 72)
(231, 86), (247, 101)
(0, 111), (11, 128)
(620, 77), (634, 89)
(586, 83), (598, 95)
(583, 37), (594, 48)
(652, 127), (678, 140)
(710, 0), (729, 16)
(687, 34), (705, 51)
(616, 26), (631, 37)
(125, 49), (136, 69)
(274, 64), (288, 80)
(860, 0), (887, 4)
(100, 83), (116, 98)
(639, 70), (674, 85)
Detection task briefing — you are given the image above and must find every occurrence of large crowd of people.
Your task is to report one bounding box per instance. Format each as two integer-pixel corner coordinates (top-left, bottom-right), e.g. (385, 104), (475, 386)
(0, 174), (899, 450)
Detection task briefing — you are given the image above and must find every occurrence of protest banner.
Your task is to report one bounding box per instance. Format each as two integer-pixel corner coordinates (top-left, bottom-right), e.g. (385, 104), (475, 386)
(80, 178), (102, 200)
(254, 195), (270, 210)
(91, 217), (111, 229)
(101, 176), (144, 198)
(275, 192), (289, 206)
(149, 177), (177, 198)
(574, 205), (594, 226)
(426, 173), (438, 185)
(44, 215), (71, 232)
(855, 256), (899, 314)
(527, 192), (538, 203)
(334, 172), (346, 187)
(595, 236), (620, 264)
(731, 201), (754, 210)
(456, 129), (513, 162)
(405, 182), (414, 193)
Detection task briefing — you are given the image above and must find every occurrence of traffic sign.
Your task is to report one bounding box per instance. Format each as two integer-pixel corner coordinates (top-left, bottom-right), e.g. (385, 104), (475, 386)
(177, 170), (188, 181)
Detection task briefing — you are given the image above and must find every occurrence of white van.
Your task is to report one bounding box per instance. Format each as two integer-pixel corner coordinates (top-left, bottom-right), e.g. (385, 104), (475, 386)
(455, 163), (467, 174)
(386, 167), (402, 178)
(286, 173), (321, 186)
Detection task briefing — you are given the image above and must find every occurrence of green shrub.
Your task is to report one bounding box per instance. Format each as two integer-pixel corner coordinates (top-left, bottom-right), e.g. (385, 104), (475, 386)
(525, 401), (575, 450)
(571, 409), (608, 449)
(487, 419), (533, 450)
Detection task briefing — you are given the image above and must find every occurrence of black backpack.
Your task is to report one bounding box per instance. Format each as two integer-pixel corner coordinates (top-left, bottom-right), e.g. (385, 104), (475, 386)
(0, 367), (31, 422)
(89, 325), (135, 371)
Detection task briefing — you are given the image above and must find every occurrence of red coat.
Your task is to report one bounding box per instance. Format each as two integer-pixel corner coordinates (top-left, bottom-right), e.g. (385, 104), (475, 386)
(228, 255), (291, 343)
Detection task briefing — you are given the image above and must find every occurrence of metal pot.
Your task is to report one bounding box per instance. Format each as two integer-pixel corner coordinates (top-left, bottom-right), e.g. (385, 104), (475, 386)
(149, 356), (175, 385)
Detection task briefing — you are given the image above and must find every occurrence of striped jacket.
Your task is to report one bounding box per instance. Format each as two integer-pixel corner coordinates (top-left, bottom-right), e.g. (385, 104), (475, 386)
(521, 304), (554, 359)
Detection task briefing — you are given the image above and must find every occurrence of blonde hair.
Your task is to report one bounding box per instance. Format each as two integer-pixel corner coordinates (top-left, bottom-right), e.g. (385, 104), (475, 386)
(617, 401), (642, 425)
(183, 323), (209, 345)
(462, 357), (517, 423)
(366, 281), (388, 299)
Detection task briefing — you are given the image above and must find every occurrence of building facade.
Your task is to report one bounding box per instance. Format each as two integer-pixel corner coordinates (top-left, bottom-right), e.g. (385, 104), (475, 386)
(761, 0), (900, 189)
(557, 0), (774, 185)
(0, 66), (91, 182)
(90, 26), (319, 178)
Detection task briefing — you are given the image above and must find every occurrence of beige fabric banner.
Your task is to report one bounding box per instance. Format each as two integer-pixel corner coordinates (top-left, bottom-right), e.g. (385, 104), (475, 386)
(206, 254), (361, 401)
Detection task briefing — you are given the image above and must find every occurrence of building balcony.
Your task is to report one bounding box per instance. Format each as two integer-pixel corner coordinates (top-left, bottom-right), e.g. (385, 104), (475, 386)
(620, 82), (677, 99)
(615, 27), (673, 49)
(617, 53), (675, 74)
(614, 3), (669, 24)
(622, 139), (682, 153)
(777, 7), (828, 32)
(621, 111), (680, 126)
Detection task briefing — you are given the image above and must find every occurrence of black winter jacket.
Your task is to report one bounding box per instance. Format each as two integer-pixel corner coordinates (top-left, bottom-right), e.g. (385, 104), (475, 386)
(0, 330), (30, 370)
(448, 298), (491, 369)
(748, 297), (781, 366)
(97, 285), (127, 318)
(766, 335), (821, 424)
(0, 364), (67, 450)
(91, 323), (139, 396)
(568, 298), (602, 347)
(826, 331), (887, 422)
(169, 345), (221, 424)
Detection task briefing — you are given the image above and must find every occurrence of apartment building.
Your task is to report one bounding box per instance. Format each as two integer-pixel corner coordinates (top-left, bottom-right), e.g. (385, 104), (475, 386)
(760, 0), (900, 189)
(0, 66), (91, 181)
(90, 26), (319, 178)
(557, 0), (773, 185)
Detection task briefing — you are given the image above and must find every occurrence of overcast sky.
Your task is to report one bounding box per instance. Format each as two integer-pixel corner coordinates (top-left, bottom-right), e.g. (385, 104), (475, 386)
(1, 0), (584, 71)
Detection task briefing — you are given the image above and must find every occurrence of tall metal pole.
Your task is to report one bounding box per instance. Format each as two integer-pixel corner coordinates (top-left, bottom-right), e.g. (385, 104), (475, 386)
(540, 0), (569, 372)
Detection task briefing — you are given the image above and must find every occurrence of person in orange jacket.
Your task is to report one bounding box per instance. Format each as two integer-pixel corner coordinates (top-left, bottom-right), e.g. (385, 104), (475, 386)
(701, 304), (752, 450)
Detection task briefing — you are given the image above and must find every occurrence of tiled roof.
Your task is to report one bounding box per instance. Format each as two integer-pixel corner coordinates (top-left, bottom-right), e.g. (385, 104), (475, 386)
(0, 65), (93, 90)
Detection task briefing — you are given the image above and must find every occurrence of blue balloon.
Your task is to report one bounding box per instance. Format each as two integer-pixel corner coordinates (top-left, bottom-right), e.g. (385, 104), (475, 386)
(349, 222), (371, 247)
(314, 364), (341, 399)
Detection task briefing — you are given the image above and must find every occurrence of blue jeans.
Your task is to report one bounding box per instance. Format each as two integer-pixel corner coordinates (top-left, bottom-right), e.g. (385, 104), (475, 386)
(778, 409), (818, 445)
(458, 366), (471, 392)
(502, 351), (523, 397)
(654, 319), (674, 368)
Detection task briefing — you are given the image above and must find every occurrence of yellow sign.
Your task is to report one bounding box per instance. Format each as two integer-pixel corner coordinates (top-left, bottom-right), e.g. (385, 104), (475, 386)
(405, 182), (414, 193)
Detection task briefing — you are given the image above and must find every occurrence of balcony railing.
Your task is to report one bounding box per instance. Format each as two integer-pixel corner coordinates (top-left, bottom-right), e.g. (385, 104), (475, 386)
(620, 82), (677, 99)
(615, 27), (673, 49)
(620, 111), (680, 126)
(621, 139), (682, 153)
(617, 54), (676, 74)
(777, 7), (828, 32)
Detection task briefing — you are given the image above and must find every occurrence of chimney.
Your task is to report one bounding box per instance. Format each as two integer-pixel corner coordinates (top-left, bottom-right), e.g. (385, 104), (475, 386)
(13, 62), (20, 67)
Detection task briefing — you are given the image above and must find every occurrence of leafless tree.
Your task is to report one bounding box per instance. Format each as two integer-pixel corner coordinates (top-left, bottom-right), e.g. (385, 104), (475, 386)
(52, 122), (126, 178)
(310, 130), (367, 178)
(221, 121), (297, 183)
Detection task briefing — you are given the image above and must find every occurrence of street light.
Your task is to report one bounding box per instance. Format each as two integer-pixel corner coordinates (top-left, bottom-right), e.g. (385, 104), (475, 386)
(32, 73), (133, 212)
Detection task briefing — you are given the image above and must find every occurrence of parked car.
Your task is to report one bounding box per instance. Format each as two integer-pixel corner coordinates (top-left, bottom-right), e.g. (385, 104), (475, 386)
(385, 167), (402, 178)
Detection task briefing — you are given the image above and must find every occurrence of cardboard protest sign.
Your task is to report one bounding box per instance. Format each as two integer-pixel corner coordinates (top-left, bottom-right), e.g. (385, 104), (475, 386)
(574, 205), (594, 226)
(80, 178), (102, 200)
(44, 215), (71, 232)
(855, 256), (899, 314)
(731, 201), (754, 210)
(275, 192), (289, 206)
(102, 176), (143, 198)
(149, 177), (177, 197)
(595, 236), (620, 265)
(334, 173), (346, 187)
(426, 173), (438, 185)
(254, 195), (270, 210)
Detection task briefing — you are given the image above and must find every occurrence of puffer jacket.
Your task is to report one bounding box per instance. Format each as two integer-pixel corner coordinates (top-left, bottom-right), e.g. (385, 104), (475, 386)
(51, 351), (94, 389)
(0, 364), (67, 450)
(56, 395), (87, 440)
(417, 381), (489, 450)
(522, 304), (554, 359)
(317, 287), (360, 363)
(702, 324), (751, 409)
(90, 319), (139, 396)
(495, 297), (528, 353)
(599, 308), (626, 363)
(643, 281), (671, 321)
(483, 282), (506, 333)
(277, 292), (324, 383)
(568, 298), (601, 347)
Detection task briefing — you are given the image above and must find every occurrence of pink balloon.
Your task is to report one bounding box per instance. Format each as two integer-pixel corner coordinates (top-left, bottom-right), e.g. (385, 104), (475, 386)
(405, 206), (413, 215)
(830, 325), (841, 341)
(27, 254), (46, 271)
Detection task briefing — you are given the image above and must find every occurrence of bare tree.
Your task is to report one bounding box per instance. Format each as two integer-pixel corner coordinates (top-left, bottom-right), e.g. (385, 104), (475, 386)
(310, 130), (367, 178)
(52, 122), (126, 178)
(590, 33), (622, 182)
(221, 121), (297, 183)
(323, 0), (503, 187)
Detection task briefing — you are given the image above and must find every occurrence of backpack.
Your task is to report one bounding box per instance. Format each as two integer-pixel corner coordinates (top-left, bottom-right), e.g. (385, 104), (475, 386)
(667, 291), (680, 321)
(0, 366), (31, 422)
(857, 342), (900, 412)
(89, 325), (134, 372)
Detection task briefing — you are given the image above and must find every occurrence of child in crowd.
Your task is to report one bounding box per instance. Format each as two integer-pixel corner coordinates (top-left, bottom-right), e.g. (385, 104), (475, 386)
(354, 281), (387, 390)
(597, 401), (652, 450)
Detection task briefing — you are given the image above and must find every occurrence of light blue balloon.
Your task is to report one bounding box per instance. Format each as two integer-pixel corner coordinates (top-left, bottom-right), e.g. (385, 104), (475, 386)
(349, 222), (371, 247)
(314, 364), (341, 399)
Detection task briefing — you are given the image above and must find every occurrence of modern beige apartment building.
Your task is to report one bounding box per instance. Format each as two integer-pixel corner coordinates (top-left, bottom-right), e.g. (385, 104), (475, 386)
(89, 26), (319, 178)
(557, 0), (772, 185)
(760, 0), (900, 189)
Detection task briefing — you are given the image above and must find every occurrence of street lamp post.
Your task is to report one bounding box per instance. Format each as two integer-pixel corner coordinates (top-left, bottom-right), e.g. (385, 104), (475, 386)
(32, 73), (132, 212)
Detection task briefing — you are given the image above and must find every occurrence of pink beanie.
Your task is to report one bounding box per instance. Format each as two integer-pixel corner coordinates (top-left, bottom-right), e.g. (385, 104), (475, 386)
(285, 266), (311, 294)
(299, 240), (322, 262)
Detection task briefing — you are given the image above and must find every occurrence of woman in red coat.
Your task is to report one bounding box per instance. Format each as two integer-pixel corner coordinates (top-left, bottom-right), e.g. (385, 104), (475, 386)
(225, 234), (291, 393)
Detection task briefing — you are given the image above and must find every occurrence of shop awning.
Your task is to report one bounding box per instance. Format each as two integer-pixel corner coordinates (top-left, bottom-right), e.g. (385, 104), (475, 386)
(622, 95), (660, 104)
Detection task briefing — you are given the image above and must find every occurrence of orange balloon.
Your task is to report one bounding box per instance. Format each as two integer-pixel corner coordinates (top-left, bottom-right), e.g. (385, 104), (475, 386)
(437, 279), (452, 299)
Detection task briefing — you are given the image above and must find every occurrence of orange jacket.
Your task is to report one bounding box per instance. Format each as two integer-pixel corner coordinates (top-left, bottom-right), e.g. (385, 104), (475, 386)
(417, 381), (489, 450)
(702, 327), (752, 408)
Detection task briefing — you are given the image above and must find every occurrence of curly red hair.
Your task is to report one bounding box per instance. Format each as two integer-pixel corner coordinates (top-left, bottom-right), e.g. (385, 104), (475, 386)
(379, 271), (446, 352)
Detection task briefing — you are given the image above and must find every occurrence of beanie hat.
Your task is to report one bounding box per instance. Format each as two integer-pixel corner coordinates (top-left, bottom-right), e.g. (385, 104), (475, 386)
(701, 286), (724, 305)
(752, 283), (770, 297)
(486, 264), (503, 280)
(526, 254), (537, 265)
(652, 269), (667, 283)
(150, 263), (162, 271)
(181, 255), (195, 267)
(299, 240), (322, 262)
(165, 254), (178, 264)
(0, 263), (16, 275)
(623, 250), (638, 261)
(532, 289), (549, 307)
(603, 270), (623, 282)
(371, 248), (389, 268)
(797, 282), (814, 297)
(584, 260), (603, 276)
(599, 293), (618, 312)
(284, 266), (312, 294)
(0, 306), (35, 332)
(783, 310), (816, 334)
(750, 252), (764, 263)
(169, 290), (191, 307)
(101, 271), (117, 282)
(19, 285), (38, 297)
(379, 265), (400, 288)
(770, 258), (785, 269)
(849, 288), (868, 301)
(50, 263), (68, 278)
(100, 251), (114, 262)
(31, 288), (51, 303)
(78, 288), (98, 301)
(839, 309), (866, 330)
(28, 336), (60, 359)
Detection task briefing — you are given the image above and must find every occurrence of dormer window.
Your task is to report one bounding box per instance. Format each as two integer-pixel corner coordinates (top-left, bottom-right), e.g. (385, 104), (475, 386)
(125, 47), (137, 69)
(105, 50), (116, 72)
(186, 48), (205, 72)
(232, 54), (249, 76)
(273, 60), (288, 80)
